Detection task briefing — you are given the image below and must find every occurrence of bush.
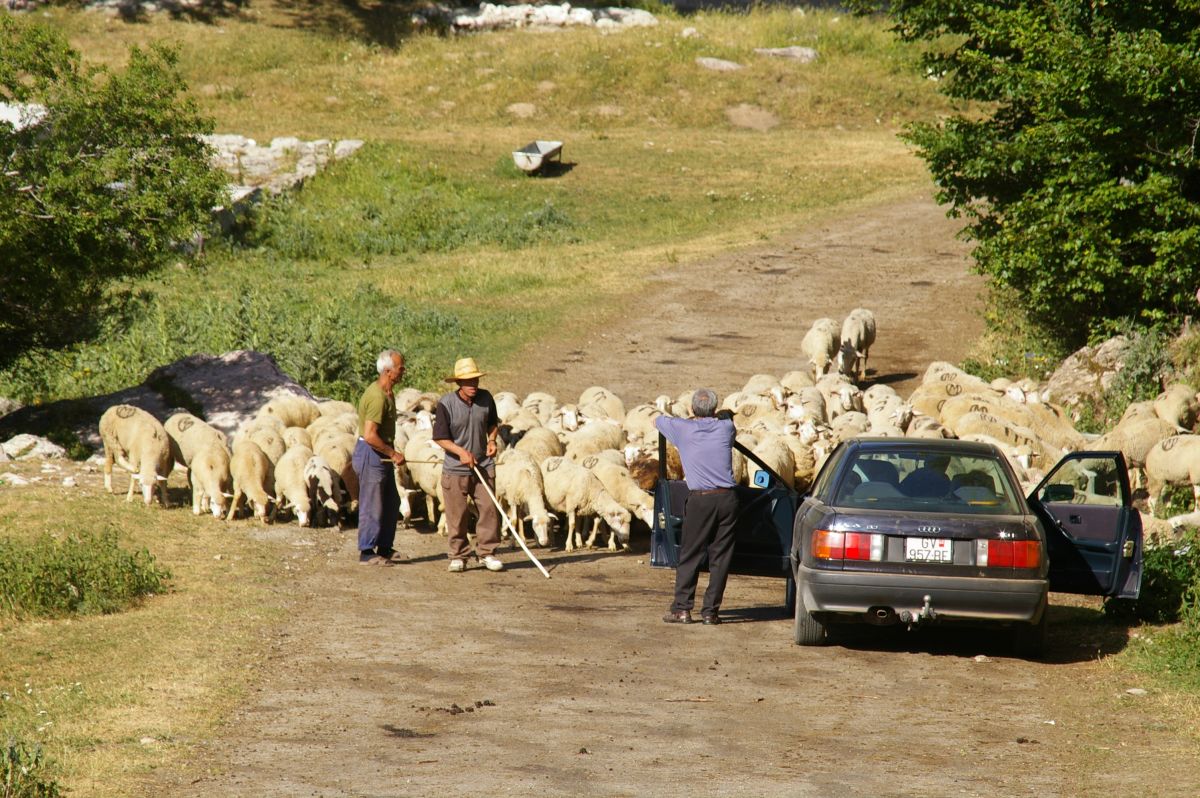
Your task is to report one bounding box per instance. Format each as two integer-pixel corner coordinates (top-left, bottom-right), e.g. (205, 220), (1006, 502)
(1, 740), (60, 798)
(1073, 326), (1172, 434)
(0, 529), (170, 620)
(1106, 530), (1200, 623)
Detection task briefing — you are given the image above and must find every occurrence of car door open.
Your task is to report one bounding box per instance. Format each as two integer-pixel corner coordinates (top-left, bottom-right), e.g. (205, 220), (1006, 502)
(1030, 451), (1142, 599)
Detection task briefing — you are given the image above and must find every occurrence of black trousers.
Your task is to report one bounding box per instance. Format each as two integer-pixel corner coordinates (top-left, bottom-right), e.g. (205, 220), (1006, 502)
(672, 490), (739, 616)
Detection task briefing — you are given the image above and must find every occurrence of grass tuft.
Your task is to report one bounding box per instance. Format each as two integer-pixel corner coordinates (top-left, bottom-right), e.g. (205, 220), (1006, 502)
(1, 739), (61, 798)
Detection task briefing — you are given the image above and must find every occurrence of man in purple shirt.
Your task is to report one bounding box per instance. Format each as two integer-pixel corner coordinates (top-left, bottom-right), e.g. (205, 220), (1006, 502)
(655, 388), (739, 626)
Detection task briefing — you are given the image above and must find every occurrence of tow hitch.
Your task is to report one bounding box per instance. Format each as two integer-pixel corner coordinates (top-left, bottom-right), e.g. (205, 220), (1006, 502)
(898, 595), (937, 628)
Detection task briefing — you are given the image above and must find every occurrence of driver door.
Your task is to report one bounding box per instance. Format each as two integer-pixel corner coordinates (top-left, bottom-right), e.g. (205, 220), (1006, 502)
(1028, 451), (1142, 599)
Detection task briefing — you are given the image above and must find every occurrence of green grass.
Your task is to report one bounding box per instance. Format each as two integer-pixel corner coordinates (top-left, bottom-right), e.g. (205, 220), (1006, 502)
(0, 4), (947, 405)
(0, 530), (169, 620)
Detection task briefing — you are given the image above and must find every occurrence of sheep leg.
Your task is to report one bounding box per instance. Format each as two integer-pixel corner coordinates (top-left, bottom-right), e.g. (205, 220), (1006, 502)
(157, 477), (168, 508)
(226, 487), (243, 521)
(125, 472), (137, 503)
(566, 513), (576, 552)
(1192, 483), (1200, 514)
(104, 449), (115, 493)
(583, 517), (602, 549)
(608, 527), (620, 552)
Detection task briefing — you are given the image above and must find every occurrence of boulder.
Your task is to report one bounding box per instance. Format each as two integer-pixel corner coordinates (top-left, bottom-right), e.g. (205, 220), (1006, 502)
(696, 57), (744, 72)
(2, 434), (67, 460)
(1045, 336), (1130, 408)
(0, 397), (22, 419)
(754, 46), (819, 63)
(0, 473), (30, 487)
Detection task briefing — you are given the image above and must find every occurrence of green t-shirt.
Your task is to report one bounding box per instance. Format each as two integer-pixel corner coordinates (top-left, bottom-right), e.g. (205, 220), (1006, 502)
(357, 382), (397, 444)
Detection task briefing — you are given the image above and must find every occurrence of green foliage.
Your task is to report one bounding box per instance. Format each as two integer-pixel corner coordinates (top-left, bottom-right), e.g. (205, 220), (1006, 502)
(1073, 326), (1172, 433)
(1107, 530), (1200, 623)
(241, 146), (576, 262)
(0, 16), (227, 365)
(856, 0), (1200, 347)
(1, 740), (60, 798)
(0, 529), (170, 620)
(959, 286), (1068, 381)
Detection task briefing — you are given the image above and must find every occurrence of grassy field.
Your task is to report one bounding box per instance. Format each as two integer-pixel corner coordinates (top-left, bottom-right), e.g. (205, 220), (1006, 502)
(0, 3), (949, 403)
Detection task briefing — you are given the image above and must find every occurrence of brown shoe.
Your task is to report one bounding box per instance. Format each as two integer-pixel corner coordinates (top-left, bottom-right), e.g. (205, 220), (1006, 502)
(662, 610), (693, 624)
(701, 614), (721, 626)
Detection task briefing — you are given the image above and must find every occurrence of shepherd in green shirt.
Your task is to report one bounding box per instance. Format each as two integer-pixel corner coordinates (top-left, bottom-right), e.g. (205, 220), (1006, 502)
(352, 349), (406, 565)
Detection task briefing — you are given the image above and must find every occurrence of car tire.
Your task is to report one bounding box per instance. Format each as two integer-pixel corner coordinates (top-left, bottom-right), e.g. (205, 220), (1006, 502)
(793, 581), (828, 646)
(1012, 610), (1048, 660)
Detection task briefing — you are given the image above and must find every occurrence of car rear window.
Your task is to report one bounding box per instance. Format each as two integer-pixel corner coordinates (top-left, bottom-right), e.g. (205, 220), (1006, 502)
(833, 450), (1023, 515)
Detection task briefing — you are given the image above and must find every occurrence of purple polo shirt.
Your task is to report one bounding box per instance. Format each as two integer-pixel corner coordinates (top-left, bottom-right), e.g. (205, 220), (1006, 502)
(655, 416), (736, 491)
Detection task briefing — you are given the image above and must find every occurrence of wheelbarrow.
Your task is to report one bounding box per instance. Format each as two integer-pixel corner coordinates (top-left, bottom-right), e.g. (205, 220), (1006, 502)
(512, 140), (564, 174)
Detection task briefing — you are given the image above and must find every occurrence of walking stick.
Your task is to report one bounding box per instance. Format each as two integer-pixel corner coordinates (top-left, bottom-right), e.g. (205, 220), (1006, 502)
(472, 464), (551, 579)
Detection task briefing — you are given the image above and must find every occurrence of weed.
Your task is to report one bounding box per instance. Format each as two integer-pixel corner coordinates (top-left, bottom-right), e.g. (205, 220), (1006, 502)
(0, 529), (170, 620)
(1, 739), (60, 798)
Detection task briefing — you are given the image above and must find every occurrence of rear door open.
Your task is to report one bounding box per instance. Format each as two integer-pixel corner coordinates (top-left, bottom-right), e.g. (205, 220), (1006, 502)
(1029, 451), (1142, 599)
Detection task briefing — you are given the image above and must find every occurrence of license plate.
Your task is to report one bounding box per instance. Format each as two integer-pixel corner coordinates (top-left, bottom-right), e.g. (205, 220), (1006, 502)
(905, 537), (952, 563)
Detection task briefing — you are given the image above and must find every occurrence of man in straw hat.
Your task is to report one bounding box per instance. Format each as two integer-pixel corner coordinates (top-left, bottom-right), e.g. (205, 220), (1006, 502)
(353, 349), (407, 566)
(432, 356), (504, 572)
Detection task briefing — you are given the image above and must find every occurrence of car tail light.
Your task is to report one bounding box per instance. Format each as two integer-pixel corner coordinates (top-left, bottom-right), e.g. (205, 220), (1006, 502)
(976, 539), (1040, 568)
(814, 530), (884, 561)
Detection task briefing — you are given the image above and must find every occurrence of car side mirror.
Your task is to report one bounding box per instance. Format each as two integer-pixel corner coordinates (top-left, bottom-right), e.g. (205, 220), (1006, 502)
(1042, 483), (1075, 503)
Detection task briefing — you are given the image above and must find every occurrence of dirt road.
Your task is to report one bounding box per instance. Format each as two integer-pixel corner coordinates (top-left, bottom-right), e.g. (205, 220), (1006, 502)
(160, 192), (1197, 797)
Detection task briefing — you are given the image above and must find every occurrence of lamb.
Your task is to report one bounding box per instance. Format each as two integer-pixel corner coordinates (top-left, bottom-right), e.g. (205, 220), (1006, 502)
(304, 455), (344, 528)
(1154, 384), (1200, 430)
(1089, 415), (1178, 490)
(515, 425), (566, 465)
(584, 457), (655, 532)
(189, 441), (232, 518)
(403, 433), (445, 533)
(164, 412), (227, 469)
(578, 386), (626, 421)
(271, 444), (315, 526)
(1144, 435), (1200, 515)
(315, 431), (359, 505)
(565, 420), (625, 462)
(99, 404), (173, 507)
(258, 395), (321, 429)
(539, 456), (631, 551)
(801, 318), (840, 380)
(227, 439), (275, 522)
(283, 426), (313, 451)
(494, 448), (554, 546)
(836, 308), (877, 381)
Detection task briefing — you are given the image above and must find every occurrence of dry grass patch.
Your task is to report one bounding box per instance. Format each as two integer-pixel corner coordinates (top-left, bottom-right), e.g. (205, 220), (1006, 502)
(0, 470), (333, 797)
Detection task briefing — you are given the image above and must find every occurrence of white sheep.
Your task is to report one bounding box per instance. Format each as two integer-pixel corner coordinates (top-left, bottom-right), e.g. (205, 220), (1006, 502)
(99, 404), (172, 507)
(283, 426), (313, 451)
(1089, 415), (1178, 490)
(1144, 435), (1200, 515)
(622, 403), (662, 446)
(315, 431), (359, 505)
(780, 369), (816, 395)
(515, 425), (566, 465)
(317, 399), (357, 418)
(258, 394), (321, 429)
(801, 318), (840, 380)
(164, 412), (227, 469)
(522, 391), (559, 425)
(539, 456), (631, 551)
(494, 391), (524, 423)
(748, 434), (796, 489)
(304, 455), (344, 528)
(1154, 384), (1200, 430)
(578, 386), (626, 421)
(581, 456), (654, 533)
(836, 308), (877, 381)
(189, 441), (232, 518)
(403, 432), (445, 534)
(495, 448), (554, 546)
(272, 444), (315, 526)
(227, 439), (275, 522)
(816, 373), (864, 421)
(565, 420), (625, 462)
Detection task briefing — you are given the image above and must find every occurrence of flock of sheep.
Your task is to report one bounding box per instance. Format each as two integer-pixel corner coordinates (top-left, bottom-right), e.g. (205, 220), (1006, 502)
(95, 307), (1200, 549)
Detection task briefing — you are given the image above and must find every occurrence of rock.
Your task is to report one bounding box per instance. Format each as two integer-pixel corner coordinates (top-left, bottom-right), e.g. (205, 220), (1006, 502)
(333, 140), (364, 160)
(725, 103), (779, 131)
(1045, 335), (1130, 408)
(680, 27), (700, 39)
(0, 448), (10, 463)
(696, 57), (744, 72)
(1125, 688), (1148, 696)
(754, 46), (819, 63)
(1, 473), (30, 487)
(0, 350), (313, 448)
(0, 398), (23, 419)
(506, 103), (537, 119)
(2, 434), (66, 460)
(62, 477), (77, 487)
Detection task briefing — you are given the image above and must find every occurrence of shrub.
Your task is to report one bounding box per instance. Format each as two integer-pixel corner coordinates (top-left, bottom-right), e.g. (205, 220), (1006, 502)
(1073, 325), (1172, 434)
(0, 529), (170, 620)
(1, 740), (60, 798)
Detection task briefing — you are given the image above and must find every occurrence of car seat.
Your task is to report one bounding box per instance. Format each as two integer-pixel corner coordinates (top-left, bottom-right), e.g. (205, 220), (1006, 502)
(899, 467), (952, 498)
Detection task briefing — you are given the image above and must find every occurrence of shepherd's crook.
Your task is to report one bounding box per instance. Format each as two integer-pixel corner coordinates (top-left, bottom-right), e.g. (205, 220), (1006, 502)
(472, 464), (551, 579)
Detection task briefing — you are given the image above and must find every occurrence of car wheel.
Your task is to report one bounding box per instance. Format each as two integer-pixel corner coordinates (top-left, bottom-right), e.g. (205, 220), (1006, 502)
(793, 581), (828, 646)
(1012, 610), (1048, 660)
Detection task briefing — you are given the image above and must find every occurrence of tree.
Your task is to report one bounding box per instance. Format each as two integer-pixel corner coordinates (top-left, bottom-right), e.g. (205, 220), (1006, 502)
(853, 1), (1200, 346)
(0, 16), (227, 364)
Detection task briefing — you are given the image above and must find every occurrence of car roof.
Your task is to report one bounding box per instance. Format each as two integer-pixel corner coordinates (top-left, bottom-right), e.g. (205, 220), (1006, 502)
(841, 437), (1004, 458)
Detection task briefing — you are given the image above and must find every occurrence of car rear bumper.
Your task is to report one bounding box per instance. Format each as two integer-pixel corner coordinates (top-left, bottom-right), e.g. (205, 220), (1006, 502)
(798, 564), (1047, 623)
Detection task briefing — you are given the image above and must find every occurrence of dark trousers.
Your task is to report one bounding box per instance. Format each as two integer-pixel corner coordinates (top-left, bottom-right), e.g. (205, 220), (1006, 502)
(441, 468), (500, 559)
(352, 438), (398, 554)
(672, 490), (739, 616)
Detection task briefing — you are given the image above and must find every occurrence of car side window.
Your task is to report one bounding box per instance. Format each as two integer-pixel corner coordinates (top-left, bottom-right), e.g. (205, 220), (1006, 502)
(1039, 456), (1125, 507)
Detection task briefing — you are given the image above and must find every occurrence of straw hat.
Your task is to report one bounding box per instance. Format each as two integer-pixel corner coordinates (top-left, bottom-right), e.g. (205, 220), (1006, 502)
(444, 357), (486, 383)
